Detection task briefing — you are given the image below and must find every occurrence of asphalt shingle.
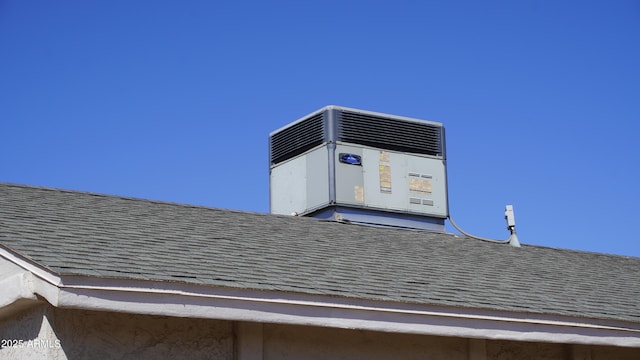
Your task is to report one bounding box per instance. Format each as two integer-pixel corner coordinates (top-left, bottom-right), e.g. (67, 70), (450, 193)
(1, 183), (639, 323)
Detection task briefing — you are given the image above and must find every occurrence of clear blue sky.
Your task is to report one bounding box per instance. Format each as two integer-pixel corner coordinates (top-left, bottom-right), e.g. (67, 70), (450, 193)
(1, 1), (639, 257)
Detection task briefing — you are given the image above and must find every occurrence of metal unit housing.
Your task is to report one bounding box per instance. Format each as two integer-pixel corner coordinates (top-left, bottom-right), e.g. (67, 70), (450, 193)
(269, 106), (447, 232)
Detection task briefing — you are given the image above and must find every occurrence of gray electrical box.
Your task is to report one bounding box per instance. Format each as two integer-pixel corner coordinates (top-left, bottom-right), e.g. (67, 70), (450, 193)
(269, 106), (447, 232)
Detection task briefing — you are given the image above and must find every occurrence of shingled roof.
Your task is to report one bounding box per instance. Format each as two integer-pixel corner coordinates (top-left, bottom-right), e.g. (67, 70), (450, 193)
(1, 182), (639, 325)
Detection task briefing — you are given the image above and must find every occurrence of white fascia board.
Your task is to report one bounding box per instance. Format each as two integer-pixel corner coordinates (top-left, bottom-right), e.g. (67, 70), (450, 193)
(0, 256), (56, 319)
(51, 277), (640, 348)
(2, 250), (640, 348)
(0, 250), (62, 308)
(0, 248), (61, 286)
(0, 261), (37, 308)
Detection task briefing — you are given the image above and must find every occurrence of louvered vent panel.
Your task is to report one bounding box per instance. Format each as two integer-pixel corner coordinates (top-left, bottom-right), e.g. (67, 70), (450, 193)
(270, 113), (325, 164)
(338, 111), (443, 157)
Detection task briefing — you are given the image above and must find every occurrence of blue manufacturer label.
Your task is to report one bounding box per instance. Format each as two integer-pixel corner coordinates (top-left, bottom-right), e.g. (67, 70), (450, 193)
(339, 153), (362, 165)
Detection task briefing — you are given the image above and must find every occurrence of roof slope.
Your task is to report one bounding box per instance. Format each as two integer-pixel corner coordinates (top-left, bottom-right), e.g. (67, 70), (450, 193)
(1, 183), (639, 324)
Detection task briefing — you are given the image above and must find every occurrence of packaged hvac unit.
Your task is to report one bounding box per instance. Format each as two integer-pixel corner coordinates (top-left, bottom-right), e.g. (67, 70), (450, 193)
(269, 106), (448, 232)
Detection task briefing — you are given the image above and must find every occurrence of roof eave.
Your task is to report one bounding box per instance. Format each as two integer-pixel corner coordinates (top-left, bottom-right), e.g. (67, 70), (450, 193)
(4, 261), (639, 348)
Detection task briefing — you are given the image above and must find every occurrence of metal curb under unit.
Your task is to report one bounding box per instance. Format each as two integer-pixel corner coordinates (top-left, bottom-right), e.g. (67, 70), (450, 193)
(269, 106), (448, 232)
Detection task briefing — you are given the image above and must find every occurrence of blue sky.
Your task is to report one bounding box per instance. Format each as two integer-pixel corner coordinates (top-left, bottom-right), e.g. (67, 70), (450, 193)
(1, 1), (639, 257)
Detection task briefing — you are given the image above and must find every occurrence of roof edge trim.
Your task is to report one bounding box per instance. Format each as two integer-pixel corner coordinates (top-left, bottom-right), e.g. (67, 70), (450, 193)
(0, 262), (37, 309)
(48, 277), (640, 348)
(0, 247), (61, 286)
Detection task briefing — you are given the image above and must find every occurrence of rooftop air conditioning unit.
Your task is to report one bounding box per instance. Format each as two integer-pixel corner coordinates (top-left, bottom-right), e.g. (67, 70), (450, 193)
(269, 106), (448, 232)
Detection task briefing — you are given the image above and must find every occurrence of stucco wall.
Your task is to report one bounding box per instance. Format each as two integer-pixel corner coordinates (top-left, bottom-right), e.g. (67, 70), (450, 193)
(0, 305), (233, 360)
(0, 304), (62, 360)
(263, 323), (468, 360)
(589, 344), (640, 360)
(2, 305), (639, 360)
(50, 307), (233, 360)
(486, 339), (570, 360)
(486, 339), (640, 360)
(261, 323), (640, 360)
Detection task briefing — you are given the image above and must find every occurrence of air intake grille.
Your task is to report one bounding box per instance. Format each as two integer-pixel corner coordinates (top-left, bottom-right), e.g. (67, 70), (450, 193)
(270, 113), (325, 164)
(338, 111), (443, 157)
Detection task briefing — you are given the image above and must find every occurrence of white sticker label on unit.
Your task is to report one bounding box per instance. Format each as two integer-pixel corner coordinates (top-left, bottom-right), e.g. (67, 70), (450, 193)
(355, 185), (364, 203)
(409, 177), (432, 194)
(379, 165), (392, 193)
(379, 151), (392, 193)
